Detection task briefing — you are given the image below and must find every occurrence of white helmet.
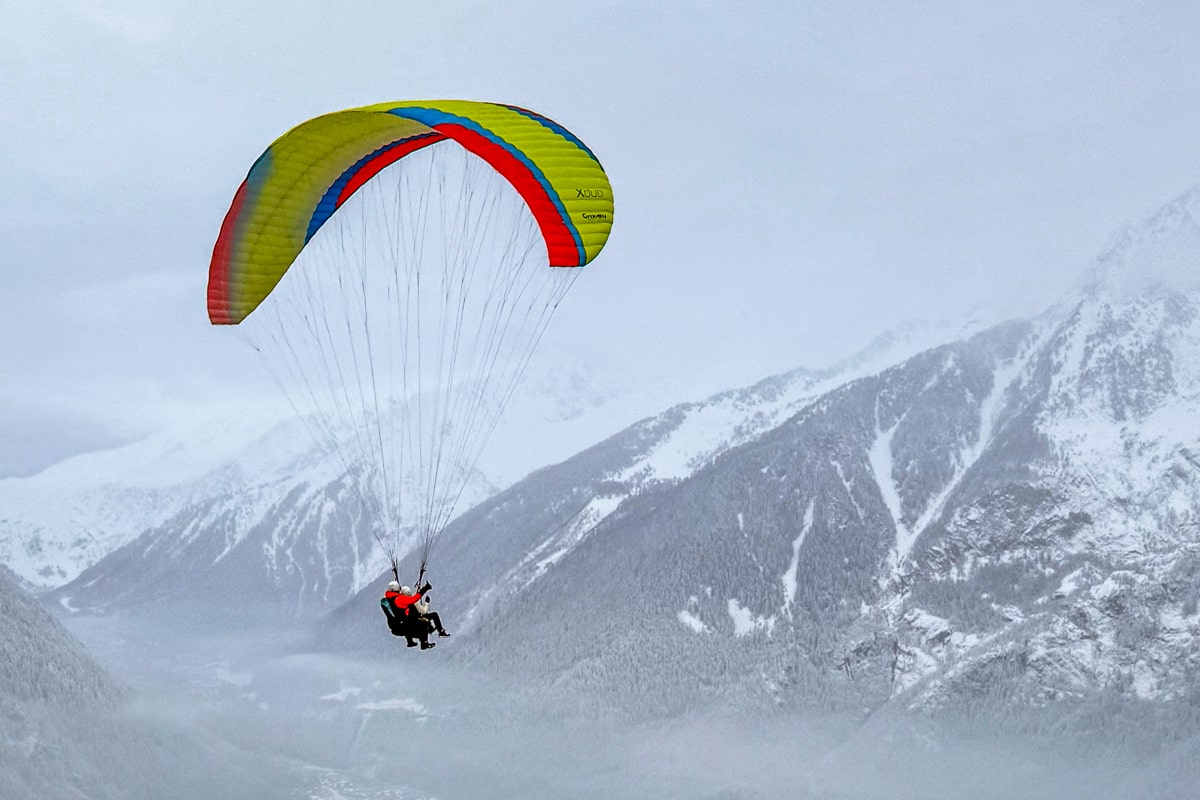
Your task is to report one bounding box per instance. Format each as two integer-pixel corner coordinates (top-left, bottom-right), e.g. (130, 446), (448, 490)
(387, 580), (400, 593)
(401, 585), (413, 595)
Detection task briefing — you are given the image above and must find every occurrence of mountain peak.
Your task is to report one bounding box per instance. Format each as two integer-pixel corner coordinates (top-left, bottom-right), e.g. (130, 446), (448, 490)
(1080, 183), (1200, 300)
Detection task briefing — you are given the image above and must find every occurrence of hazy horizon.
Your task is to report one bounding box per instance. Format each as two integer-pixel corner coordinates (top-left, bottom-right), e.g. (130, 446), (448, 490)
(8, 4), (1200, 476)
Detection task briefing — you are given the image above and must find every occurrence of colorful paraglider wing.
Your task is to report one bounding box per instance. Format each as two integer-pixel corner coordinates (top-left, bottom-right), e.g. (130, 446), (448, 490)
(208, 100), (614, 325)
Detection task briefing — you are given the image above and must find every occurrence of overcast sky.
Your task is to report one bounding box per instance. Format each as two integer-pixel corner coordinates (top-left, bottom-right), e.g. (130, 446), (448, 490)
(5, 1), (1200, 477)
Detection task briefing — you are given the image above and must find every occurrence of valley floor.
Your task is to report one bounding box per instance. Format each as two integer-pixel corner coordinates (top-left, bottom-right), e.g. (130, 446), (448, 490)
(57, 612), (1199, 800)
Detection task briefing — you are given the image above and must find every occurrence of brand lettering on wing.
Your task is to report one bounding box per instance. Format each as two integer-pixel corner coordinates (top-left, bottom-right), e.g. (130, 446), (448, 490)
(581, 212), (609, 221)
(575, 188), (606, 199)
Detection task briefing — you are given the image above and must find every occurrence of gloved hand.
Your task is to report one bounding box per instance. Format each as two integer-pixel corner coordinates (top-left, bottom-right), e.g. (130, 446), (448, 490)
(419, 582), (432, 594)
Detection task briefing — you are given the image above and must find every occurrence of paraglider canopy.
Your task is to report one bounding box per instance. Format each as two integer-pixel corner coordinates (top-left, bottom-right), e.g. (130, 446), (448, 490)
(209, 100), (613, 324)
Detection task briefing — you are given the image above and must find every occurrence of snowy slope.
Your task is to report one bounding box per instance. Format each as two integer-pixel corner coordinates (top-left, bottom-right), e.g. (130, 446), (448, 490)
(0, 404), (291, 587)
(836, 185), (1200, 715)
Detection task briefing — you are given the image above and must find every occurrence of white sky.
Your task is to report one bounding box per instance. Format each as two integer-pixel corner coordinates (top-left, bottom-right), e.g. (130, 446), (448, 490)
(5, 1), (1200, 477)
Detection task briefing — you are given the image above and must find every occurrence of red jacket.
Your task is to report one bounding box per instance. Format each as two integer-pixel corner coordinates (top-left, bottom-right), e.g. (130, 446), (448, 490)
(385, 590), (423, 616)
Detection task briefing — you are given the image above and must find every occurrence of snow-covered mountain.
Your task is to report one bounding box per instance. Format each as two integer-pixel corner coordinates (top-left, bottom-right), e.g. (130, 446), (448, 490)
(301, 185), (1200, 732)
(31, 184), (1200, 735)
(0, 396), (509, 601)
(0, 405), (295, 588)
(20, 317), (974, 618)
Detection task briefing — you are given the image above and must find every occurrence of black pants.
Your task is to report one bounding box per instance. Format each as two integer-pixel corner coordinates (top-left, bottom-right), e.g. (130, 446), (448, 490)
(402, 614), (445, 644)
(403, 616), (431, 645)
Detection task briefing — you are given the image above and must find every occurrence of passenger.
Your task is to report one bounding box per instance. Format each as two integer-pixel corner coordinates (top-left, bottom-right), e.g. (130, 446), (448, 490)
(412, 586), (451, 639)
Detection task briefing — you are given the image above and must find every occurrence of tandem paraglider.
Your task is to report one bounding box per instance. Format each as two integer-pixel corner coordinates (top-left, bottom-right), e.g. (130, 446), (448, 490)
(206, 100), (614, 645)
(380, 580), (450, 650)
